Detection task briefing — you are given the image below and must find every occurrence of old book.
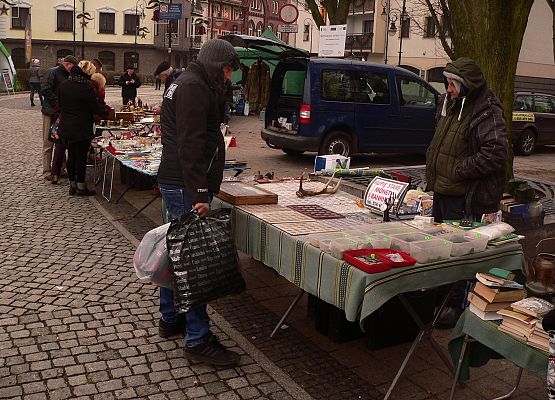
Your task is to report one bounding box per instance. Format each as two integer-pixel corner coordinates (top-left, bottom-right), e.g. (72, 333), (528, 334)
(473, 281), (525, 303)
(475, 272), (524, 289)
(511, 297), (554, 318)
(497, 308), (537, 324)
(468, 303), (502, 320)
(498, 324), (528, 340)
(468, 292), (512, 312)
(216, 182), (278, 205)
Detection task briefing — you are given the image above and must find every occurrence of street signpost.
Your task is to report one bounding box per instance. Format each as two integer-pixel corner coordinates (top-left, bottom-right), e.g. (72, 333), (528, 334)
(159, 3), (183, 20)
(278, 24), (298, 33)
(279, 4), (298, 24)
(318, 24), (347, 57)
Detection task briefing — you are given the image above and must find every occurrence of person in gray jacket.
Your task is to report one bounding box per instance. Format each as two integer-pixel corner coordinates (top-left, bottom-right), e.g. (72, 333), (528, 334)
(29, 59), (43, 107)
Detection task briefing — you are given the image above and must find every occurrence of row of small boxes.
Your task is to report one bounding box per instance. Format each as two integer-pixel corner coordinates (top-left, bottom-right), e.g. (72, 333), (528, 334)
(308, 222), (488, 264)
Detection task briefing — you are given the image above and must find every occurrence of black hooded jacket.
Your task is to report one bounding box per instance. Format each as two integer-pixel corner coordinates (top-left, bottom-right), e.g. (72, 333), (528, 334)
(157, 62), (225, 204)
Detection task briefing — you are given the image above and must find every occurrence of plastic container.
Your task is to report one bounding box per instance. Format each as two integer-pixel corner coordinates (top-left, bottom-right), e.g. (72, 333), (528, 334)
(390, 232), (433, 254)
(308, 232), (348, 248)
(366, 233), (393, 249)
(409, 239), (452, 263)
(331, 238), (359, 259)
(438, 232), (488, 257)
(371, 248), (417, 268)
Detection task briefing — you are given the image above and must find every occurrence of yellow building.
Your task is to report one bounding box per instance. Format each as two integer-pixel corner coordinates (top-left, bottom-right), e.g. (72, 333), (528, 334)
(1, 0), (198, 76)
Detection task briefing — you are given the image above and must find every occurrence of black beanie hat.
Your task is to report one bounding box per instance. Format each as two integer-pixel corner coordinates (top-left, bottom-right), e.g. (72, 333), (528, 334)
(154, 61), (171, 76)
(197, 39), (240, 72)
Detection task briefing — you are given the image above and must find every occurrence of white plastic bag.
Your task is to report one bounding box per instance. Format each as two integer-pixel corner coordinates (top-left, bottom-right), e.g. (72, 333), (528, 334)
(243, 101), (250, 116)
(133, 223), (173, 288)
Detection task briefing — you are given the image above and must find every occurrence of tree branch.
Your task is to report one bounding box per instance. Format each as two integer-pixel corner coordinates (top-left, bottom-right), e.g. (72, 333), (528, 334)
(303, 0), (325, 26)
(423, 0), (454, 59)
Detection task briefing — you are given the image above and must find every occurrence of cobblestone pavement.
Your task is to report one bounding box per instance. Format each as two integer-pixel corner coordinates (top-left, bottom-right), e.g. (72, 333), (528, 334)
(0, 90), (314, 399)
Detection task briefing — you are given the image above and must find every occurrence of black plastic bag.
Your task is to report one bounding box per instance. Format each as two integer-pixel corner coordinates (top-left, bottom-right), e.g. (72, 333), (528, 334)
(166, 208), (245, 313)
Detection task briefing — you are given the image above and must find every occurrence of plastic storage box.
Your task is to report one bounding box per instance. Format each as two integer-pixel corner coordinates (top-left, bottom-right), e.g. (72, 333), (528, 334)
(437, 232), (488, 257)
(409, 238), (452, 263)
(331, 238), (359, 259)
(389, 232), (433, 254)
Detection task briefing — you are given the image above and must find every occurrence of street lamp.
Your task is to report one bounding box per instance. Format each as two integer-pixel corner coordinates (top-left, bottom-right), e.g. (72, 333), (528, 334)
(381, 0), (408, 66)
(76, 0), (93, 60)
(134, 0), (147, 69)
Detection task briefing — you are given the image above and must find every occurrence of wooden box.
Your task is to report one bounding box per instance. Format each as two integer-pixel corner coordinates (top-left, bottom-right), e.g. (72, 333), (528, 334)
(115, 111), (135, 122)
(216, 182), (278, 205)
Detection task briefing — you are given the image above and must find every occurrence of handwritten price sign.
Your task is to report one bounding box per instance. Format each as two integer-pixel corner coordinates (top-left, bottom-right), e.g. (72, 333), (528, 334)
(363, 177), (409, 211)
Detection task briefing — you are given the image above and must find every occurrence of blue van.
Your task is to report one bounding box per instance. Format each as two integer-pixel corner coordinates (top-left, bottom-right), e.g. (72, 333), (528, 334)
(222, 35), (440, 157)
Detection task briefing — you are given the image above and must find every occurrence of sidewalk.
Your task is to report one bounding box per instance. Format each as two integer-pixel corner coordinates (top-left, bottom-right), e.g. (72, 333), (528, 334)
(0, 89), (546, 400)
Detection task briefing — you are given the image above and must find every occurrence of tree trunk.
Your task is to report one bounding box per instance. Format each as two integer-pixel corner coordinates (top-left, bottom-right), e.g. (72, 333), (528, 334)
(305, 0), (353, 27)
(449, 0), (534, 181)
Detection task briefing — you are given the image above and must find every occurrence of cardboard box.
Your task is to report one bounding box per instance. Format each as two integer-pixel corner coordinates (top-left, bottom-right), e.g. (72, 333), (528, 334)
(314, 155), (350, 172)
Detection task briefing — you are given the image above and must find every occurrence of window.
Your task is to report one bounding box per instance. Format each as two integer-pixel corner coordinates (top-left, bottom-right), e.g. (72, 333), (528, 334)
(57, 49), (73, 59)
(124, 14), (140, 35)
(424, 16), (435, 38)
(11, 48), (25, 69)
(322, 70), (354, 102)
(98, 50), (115, 71)
(256, 22), (262, 36)
(169, 19), (179, 34)
(57, 10), (74, 32)
(355, 71), (390, 104)
(11, 7), (30, 30)
(396, 77), (436, 108)
(363, 19), (374, 35)
(99, 12), (115, 34)
(303, 24), (310, 41)
(248, 20), (254, 36)
(513, 95), (534, 111)
(281, 70), (305, 96)
(400, 17), (410, 38)
(273, 1), (278, 14)
(124, 51), (139, 70)
(426, 67), (444, 83)
(534, 96), (555, 114)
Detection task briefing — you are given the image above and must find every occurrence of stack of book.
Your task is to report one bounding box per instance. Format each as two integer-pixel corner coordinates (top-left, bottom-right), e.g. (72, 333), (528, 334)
(467, 272), (525, 320)
(498, 297), (554, 350)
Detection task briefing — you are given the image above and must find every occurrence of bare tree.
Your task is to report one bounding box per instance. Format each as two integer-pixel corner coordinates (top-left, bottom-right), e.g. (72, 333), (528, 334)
(422, 0), (534, 178)
(302, 0), (352, 26)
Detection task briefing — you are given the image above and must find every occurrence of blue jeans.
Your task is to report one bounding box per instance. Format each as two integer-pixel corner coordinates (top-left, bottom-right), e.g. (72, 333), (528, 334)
(159, 183), (210, 347)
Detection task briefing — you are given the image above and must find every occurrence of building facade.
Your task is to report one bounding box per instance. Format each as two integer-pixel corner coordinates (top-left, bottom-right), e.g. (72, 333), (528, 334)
(0, 0), (196, 76)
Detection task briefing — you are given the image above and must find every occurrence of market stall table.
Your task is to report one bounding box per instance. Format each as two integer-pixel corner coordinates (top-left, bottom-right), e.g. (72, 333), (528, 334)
(448, 309), (548, 400)
(211, 180), (525, 399)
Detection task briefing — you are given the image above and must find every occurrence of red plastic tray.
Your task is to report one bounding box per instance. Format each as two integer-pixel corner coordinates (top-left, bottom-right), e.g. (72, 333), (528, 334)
(343, 249), (393, 274)
(370, 248), (417, 268)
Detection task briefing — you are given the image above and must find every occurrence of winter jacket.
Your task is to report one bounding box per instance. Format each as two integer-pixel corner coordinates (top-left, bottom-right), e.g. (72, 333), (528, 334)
(157, 61), (225, 204)
(118, 72), (142, 100)
(91, 73), (111, 123)
(41, 64), (69, 116)
(58, 67), (102, 145)
(29, 65), (41, 84)
(245, 60), (270, 114)
(163, 69), (182, 95)
(426, 57), (508, 215)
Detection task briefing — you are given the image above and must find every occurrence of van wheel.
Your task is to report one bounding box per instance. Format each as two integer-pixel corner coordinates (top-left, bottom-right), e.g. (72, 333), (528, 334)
(282, 149), (305, 156)
(319, 132), (353, 157)
(515, 129), (536, 156)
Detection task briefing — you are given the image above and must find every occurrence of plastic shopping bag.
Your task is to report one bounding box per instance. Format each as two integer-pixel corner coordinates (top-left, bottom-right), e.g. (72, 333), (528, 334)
(166, 209), (246, 313)
(133, 223), (173, 288)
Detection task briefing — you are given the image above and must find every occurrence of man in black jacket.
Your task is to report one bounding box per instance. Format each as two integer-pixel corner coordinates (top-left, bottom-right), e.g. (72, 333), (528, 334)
(40, 55), (77, 180)
(153, 61), (182, 95)
(157, 39), (240, 367)
(118, 66), (142, 105)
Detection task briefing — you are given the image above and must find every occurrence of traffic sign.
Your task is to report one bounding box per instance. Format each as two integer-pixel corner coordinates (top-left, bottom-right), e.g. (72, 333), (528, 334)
(279, 4), (298, 24)
(159, 3), (183, 20)
(278, 24), (298, 33)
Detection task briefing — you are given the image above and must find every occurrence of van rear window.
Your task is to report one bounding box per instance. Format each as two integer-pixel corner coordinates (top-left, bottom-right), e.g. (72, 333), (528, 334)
(321, 70), (354, 102)
(281, 70), (305, 96)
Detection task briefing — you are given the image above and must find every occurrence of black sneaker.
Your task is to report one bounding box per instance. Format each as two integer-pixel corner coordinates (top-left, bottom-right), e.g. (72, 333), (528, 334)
(185, 335), (240, 367)
(159, 316), (186, 338)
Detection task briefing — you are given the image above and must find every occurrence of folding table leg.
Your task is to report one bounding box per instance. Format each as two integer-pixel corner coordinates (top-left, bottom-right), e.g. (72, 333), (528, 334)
(384, 287), (456, 400)
(133, 192), (160, 218)
(102, 155), (116, 202)
(449, 334), (471, 400)
(491, 368), (523, 400)
(270, 289), (305, 338)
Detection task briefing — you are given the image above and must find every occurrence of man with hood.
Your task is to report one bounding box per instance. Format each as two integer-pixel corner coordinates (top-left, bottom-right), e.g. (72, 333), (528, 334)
(156, 39), (241, 367)
(425, 57), (508, 328)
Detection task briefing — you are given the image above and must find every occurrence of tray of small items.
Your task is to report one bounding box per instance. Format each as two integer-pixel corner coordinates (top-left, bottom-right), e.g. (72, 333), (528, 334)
(343, 249), (393, 274)
(369, 248), (417, 268)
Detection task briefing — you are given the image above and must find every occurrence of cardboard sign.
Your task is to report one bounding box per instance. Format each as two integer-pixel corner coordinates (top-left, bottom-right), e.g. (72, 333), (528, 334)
(318, 25), (347, 57)
(363, 177), (409, 211)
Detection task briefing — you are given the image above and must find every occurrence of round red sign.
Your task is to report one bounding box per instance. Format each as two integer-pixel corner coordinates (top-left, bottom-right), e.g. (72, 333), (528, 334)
(279, 3), (298, 24)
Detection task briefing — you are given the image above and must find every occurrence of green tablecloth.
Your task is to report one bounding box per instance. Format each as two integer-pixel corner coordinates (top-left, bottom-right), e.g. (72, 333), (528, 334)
(448, 309), (548, 381)
(213, 198), (525, 323)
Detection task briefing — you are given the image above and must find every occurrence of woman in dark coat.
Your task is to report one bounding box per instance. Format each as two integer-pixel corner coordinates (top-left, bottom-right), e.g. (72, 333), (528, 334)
(58, 61), (103, 196)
